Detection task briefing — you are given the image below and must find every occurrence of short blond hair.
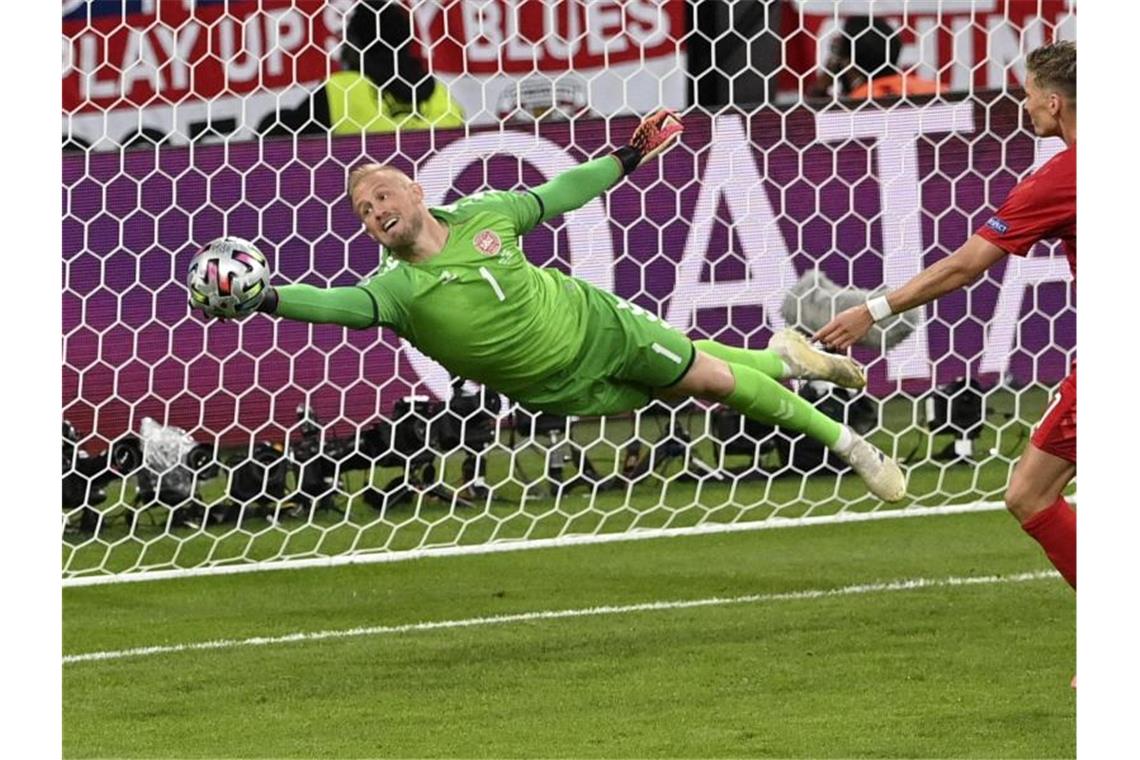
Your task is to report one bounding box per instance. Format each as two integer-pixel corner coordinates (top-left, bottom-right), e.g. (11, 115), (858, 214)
(1027, 40), (1076, 102)
(346, 163), (411, 199)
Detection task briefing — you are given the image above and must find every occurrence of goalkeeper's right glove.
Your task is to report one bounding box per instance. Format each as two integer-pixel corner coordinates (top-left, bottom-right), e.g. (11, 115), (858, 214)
(612, 108), (684, 176)
(256, 287), (279, 315)
(188, 285), (277, 321)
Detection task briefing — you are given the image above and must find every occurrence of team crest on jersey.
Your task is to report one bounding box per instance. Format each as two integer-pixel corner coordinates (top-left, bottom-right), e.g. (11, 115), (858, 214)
(473, 229), (502, 256)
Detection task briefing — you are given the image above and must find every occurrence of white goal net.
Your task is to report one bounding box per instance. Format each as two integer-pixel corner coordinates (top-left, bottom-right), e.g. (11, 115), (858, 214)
(62, 0), (1077, 584)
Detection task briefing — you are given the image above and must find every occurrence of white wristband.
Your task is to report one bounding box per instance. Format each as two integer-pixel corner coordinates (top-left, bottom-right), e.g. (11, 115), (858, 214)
(866, 295), (893, 322)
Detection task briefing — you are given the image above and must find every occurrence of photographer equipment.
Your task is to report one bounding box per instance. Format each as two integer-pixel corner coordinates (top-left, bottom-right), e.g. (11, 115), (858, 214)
(224, 441), (290, 525)
(437, 378), (501, 501)
(132, 418), (217, 530)
(359, 380), (502, 512)
(710, 408), (781, 464)
(620, 401), (722, 483)
(227, 380), (505, 521)
(289, 406), (347, 518)
(511, 411), (612, 497)
(922, 378), (987, 460)
(711, 381), (878, 476)
(362, 395), (452, 511)
(287, 404), (446, 518)
(314, 406), (451, 515)
(62, 421), (142, 533)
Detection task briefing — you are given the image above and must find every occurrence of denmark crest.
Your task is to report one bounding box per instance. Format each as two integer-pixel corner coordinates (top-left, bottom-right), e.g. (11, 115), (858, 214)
(473, 229), (502, 256)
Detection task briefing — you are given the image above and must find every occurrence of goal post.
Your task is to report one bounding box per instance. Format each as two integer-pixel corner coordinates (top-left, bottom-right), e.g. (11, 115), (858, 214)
(61, 1), (1077, 584)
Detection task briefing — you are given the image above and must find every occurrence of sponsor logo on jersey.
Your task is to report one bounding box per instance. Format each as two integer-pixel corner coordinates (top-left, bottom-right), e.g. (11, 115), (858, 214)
(985, 216), (1009, 235)
(473, 229), (502, 256)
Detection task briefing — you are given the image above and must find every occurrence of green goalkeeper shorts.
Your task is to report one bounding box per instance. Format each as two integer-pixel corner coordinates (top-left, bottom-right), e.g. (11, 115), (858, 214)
(511, 283), (696, 416)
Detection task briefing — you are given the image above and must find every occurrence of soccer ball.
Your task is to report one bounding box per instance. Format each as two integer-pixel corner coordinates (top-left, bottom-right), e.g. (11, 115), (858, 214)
(186, 236), (270, 319)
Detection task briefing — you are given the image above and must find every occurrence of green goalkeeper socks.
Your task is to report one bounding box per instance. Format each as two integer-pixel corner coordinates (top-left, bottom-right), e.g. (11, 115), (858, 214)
(694, 339), (788, 380)
(694, 340), (844, 447)
(693, 339), (842, 446)
(722, 361), (844, 448)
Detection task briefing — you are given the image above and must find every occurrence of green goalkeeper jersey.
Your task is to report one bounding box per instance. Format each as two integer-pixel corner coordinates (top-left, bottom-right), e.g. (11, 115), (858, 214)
(275, 156), (631, 398)
(356, 190), (595, 396)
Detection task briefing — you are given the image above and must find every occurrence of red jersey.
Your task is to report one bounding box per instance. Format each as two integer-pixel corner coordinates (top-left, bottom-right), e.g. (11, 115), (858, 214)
(976, 143), (1076, 279)
(979, 143), (1078, 465)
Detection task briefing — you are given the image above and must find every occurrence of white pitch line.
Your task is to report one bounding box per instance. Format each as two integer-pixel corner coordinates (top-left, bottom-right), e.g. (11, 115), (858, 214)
(63, 502), (1014, 587)
(63, 570), (1059, 665)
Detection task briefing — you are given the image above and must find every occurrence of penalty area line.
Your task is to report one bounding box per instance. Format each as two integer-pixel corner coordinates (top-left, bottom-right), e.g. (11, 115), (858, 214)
(64, 569), (1058, 665)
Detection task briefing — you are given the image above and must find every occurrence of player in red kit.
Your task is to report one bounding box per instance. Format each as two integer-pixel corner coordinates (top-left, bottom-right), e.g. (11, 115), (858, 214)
(815, 41), (1077, 592)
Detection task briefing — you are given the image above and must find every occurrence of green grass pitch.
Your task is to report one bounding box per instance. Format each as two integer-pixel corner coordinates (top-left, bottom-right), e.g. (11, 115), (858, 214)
(63, 510), (1075, 758)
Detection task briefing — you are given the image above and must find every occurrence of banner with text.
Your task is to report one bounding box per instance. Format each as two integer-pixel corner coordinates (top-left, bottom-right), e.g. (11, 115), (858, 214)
(62, 0), (687, 151)
(62, 1), (1075, 152)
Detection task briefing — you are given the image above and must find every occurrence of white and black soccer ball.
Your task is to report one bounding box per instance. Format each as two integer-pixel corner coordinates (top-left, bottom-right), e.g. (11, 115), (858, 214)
(186, 236), (270, 319)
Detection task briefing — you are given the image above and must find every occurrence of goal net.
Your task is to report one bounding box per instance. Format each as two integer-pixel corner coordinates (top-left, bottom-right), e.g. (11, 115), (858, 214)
(62, 0), (1077, 584)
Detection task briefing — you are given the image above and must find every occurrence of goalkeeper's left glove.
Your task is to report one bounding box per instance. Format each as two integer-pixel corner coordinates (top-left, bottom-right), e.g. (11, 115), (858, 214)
(612, 108), (684, 176)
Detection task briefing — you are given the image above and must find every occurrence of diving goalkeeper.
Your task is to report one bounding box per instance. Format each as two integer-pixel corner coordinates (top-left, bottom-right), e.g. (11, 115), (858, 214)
(192, 110), (906, 501)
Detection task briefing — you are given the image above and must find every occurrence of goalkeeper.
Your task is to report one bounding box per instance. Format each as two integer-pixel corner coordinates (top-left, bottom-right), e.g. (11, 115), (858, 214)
(195, 110), (905, 501)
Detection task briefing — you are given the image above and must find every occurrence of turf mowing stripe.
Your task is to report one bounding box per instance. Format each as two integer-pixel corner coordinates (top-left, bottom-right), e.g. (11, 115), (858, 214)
(63, 570), (1058, 665)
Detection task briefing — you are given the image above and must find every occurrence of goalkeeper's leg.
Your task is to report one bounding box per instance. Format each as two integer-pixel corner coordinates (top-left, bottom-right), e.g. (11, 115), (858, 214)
(581, 288), (901, 499)
(668, 351), (905, 502)
(694, 330), (866, 389)
(692, 339), (788, 379)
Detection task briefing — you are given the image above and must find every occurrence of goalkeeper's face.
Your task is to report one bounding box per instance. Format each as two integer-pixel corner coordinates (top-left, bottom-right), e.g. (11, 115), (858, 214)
(352, 168), (427, 250)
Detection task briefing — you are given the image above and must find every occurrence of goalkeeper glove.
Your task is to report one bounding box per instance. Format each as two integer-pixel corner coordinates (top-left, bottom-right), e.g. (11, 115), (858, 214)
(612, 108), (684, 176)
(187, 284), (277, 321)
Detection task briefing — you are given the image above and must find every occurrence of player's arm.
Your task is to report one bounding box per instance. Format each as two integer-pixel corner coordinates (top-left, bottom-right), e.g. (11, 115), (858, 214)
(255, 284), (378, 328)
(256, 256), (410, 329)
(875, 234), (1007, 315)
(189, 242), (406, 328)
(815, 155), (1068, 352)
(189, 277), (376, 327)
(814, 235), (1008, 350)
(504, 109), (684, 232)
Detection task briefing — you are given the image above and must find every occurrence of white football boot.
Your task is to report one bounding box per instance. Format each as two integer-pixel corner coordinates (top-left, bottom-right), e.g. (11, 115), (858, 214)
(836, 434), (907, 503)
(770, 328), (866, 389)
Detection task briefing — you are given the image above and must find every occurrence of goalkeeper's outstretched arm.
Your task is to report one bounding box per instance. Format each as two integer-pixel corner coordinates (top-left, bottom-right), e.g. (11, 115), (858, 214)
(256, 284), (376, 329)
(530, 108), (683, 224)
(187, 248), (379, 327)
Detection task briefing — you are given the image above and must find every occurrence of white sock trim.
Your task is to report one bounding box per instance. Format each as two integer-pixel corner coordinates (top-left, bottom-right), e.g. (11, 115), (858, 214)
(830, 425), (856, 454)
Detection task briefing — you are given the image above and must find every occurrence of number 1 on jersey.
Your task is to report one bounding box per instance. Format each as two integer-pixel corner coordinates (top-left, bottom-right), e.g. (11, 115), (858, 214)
(479, 266), (506, 302)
